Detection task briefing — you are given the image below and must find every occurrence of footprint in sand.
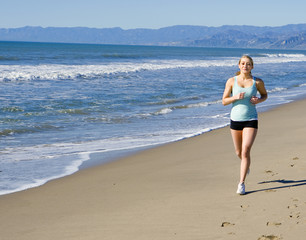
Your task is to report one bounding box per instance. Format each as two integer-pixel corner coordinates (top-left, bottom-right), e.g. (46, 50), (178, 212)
(265, 170), (278, 176)
(287, 204), (298, 209)
(221, 222), (235, 227)
(240, 205), (250, 212)
(290, 157), (299, 167)
(266, 221), (282, 227)
(289, 212), (300, 219)
(258, 235), (281, 240)
(288, 198), (301, 223)
(264, 189), (277, 193)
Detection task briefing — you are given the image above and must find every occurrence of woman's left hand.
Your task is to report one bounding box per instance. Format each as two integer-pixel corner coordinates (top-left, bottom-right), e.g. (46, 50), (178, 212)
(250, 96), (259, 104)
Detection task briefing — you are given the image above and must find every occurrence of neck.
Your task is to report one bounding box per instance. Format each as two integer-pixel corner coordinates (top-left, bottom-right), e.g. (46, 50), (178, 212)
(239, 73), (252, 80)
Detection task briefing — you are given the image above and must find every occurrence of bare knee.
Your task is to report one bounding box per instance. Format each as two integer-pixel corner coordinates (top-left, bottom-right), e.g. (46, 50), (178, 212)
(241, 146), (251, 159)
(235, 149), (242, 159)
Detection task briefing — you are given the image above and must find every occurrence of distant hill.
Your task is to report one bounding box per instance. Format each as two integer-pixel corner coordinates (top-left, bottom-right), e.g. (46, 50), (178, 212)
(1, 24), (306, 49)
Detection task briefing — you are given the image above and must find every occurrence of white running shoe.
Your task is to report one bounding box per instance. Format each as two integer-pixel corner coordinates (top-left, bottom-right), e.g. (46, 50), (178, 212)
(237, 182), (246, 195)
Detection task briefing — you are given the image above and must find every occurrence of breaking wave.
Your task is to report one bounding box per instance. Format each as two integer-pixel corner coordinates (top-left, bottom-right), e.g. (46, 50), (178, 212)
(1, 52), (305, 82)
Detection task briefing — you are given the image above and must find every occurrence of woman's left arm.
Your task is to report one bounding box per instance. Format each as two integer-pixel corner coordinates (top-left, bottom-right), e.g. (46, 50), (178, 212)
(250, 78), (268, 104)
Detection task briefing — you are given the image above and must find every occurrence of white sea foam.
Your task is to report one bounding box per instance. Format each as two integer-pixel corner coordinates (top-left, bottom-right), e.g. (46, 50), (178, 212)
(263, 53), (306, 58)
(186, 99), (222, 108)
(0, 60), (234, 81)
(149, 100), (221, 117)
(1, 52), (305, 82)
(267, 87), (287, 93)
(254, 53), (306, 64)
(155, 108), (173, 115)
(0, 153), (91, 196)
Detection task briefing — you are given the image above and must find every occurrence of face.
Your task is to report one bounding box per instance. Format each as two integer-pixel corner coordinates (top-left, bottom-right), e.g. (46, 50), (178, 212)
(239, 57), (253, 74)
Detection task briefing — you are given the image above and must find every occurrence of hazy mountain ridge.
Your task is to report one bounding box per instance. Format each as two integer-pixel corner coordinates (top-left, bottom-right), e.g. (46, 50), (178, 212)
(1, 24), (306, 49)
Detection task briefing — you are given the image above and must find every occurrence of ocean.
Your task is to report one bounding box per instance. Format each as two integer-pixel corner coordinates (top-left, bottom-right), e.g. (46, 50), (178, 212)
(1, 41), (306, 195)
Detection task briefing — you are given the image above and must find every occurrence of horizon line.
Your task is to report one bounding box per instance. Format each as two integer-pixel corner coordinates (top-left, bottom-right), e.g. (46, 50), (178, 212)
(1, 23), (306, 31)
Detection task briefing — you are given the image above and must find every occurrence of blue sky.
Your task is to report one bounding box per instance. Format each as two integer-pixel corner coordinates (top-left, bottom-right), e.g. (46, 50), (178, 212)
(1, 0), (306, 29)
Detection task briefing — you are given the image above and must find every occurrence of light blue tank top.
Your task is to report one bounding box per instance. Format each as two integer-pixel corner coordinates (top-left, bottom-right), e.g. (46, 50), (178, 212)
(230, 76), (258, 121)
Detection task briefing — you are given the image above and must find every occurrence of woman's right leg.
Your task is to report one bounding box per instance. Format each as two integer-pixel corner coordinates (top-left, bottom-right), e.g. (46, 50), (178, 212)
(230, 129), (243, 160)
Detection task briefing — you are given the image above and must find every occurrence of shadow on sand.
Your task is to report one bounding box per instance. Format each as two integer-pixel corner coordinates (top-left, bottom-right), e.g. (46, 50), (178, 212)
(246, 179), (306, 195)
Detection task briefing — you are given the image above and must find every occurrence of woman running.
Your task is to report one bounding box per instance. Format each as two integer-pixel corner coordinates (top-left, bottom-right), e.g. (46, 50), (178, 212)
(222, 55), (268, 195)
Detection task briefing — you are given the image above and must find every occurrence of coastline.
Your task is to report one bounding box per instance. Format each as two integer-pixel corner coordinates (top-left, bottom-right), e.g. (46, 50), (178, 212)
(1, 99), (306, 239)
(2, 42), (306, 198)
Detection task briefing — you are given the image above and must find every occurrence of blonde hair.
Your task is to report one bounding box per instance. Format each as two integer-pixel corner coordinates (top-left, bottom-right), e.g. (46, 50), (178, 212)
(236, 55), (254, 76)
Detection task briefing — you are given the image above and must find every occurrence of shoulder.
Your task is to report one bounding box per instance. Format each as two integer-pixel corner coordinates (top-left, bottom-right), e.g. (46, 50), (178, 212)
(254, 77), (265, 86)
(226, 76), (235, 86)
(254, 77), (264, 84)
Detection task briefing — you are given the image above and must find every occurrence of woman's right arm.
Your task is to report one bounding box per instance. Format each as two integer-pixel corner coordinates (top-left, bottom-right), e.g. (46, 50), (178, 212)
(222, 77), (240, 106)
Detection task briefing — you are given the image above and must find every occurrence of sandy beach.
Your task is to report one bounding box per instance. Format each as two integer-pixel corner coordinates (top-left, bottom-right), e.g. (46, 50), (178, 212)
(1, 99), (306, 240)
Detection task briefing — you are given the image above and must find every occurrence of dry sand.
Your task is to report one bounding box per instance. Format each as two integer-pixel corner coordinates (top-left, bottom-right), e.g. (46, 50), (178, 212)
(0, 99), (306, 240)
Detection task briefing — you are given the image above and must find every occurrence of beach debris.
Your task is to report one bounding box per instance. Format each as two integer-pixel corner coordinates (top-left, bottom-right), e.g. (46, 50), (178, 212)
(292, 157), (299, 160)
(221, 222), (235, 227)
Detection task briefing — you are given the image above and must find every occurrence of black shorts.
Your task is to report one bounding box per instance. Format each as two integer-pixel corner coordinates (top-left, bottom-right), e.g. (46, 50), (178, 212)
(230, 120), (258, 130)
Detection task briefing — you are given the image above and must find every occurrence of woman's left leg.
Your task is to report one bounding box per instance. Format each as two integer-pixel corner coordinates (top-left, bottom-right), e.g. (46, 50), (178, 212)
(240, 127), (257, 183)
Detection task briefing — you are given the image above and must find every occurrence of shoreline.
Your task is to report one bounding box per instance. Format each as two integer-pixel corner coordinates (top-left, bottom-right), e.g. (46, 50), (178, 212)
(1, 98), (306, 239)
(79, 92), (306, 171)
(79, 124), (229, 170)
(0, 95), (300, 196)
